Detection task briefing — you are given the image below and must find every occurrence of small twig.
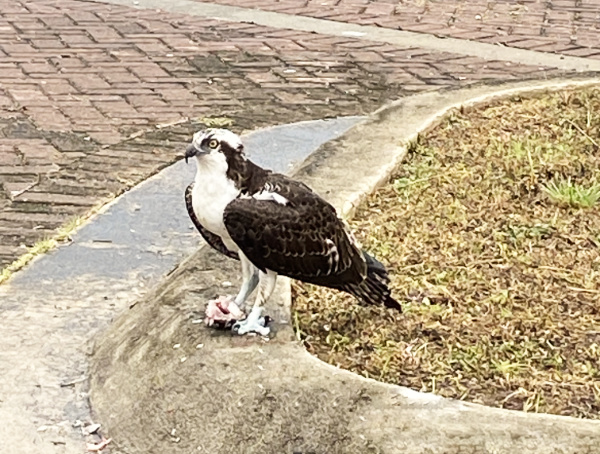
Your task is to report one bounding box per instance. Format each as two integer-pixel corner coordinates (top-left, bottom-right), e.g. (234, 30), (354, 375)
(452, 258), (505, 269)
(60, 376), (87, 387)
(87, 438), (111, 452)
(567, 286), (600, 294)
(566, 119), (599, 148)
(403, 176), (436, 186)
(7, 175), (40, 200)
(397, 263), (425, 271)
(420, 279), (460, 303)
(156, 117), (190, 129)
(537, 265), (582, 275)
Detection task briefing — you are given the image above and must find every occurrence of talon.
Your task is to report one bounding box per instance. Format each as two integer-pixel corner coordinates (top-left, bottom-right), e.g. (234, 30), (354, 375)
(232, 321), (242, 334)
(231, 313), (271, 336)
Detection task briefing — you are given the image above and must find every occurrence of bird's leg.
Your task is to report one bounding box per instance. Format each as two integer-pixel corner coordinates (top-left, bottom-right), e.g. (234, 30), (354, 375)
(233, 255), (259, 310)
(232, 269), (276, 336)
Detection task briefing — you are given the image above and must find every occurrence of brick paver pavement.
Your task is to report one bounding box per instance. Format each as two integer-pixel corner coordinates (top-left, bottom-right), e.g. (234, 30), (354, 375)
(0, 0), (587, 268)
(204, 0), (600, 59)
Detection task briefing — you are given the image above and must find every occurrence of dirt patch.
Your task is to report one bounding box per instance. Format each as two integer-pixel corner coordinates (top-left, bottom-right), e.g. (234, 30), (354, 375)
(294, 87), (600, 419)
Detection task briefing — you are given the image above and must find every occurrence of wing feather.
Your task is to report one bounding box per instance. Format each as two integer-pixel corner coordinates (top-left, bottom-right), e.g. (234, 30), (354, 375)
(223, 176), (366, 287)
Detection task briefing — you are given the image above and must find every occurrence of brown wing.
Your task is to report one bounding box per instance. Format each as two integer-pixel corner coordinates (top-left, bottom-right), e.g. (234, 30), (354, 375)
(223, 176), (366, 287)
(185, 183), (239, 261)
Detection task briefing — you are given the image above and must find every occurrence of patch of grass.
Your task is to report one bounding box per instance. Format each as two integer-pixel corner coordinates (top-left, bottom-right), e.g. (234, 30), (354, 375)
(201, 116), (234, 128)
(293, 86), (600, 419)
(542, 177), (600, 208)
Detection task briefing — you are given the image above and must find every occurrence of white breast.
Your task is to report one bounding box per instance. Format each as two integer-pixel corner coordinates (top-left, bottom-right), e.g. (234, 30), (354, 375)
(191, 153), (240, 251)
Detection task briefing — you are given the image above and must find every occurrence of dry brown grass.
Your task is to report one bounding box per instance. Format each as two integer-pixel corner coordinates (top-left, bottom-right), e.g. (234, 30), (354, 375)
(293, 87), (600, 419)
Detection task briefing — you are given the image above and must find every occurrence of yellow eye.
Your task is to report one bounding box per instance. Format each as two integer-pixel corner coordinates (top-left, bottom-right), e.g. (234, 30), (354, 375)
(208, 139), (219, 149)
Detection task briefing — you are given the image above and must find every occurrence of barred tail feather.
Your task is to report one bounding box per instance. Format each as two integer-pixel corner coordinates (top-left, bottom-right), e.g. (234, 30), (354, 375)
(343, 252), (402, 311)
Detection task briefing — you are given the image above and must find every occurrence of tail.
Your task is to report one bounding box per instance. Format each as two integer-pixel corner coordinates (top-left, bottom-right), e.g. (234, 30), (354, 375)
(343, 252), (402, 312)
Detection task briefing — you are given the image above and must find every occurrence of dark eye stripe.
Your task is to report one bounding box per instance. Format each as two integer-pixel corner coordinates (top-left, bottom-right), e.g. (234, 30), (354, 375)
(200, 133), (215, 147)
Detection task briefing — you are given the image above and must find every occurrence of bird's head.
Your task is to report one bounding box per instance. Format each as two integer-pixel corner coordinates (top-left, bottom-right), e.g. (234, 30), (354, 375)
(184, 129), (244, 164)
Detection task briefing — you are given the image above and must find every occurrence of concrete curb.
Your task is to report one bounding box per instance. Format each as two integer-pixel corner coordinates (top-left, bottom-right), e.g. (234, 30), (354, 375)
(90, 76), (600, 454)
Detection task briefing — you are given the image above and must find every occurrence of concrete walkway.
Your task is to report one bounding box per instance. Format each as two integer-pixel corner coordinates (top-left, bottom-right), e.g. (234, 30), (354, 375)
(1, 0), (600, 452)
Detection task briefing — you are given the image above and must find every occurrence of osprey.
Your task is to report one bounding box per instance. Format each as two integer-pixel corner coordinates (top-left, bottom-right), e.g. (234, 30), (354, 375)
(185, 129), (401, 336)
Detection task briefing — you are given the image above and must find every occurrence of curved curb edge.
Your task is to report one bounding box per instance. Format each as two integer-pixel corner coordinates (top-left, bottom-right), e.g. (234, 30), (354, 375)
(290, 75), (600, 417)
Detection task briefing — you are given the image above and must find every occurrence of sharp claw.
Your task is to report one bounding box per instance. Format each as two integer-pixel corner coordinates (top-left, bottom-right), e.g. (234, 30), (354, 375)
(232, 321), (241, 333)
(231, 316), (271, 336)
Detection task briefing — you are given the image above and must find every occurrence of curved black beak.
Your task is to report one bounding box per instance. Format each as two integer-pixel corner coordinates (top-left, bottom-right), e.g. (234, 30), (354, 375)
(184, 144), (198, 164)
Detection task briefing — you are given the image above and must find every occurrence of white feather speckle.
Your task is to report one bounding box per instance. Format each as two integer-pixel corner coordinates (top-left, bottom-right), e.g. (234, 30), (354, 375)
(253, 191), (289, 205)
(325, 239), (339, 273)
